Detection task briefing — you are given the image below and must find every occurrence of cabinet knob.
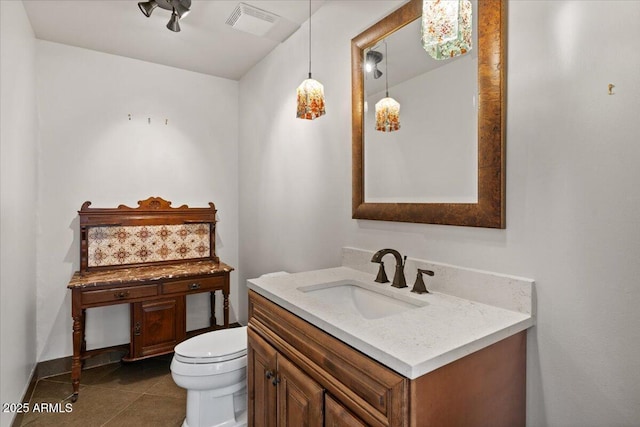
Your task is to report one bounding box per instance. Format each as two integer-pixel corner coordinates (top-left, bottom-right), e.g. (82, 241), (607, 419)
(189, 283), (201, 290)
(134, 322), (141, 336)
(265, 370), (274, 380)
(114, 291), (130, 299)
(272, 376), (280, 386)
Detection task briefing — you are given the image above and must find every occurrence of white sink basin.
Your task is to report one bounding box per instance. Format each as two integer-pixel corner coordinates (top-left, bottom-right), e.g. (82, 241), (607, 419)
(297, 280), (427, 319)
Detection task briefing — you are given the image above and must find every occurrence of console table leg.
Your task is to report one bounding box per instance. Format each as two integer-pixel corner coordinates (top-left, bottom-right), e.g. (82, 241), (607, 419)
(223, 291), (229, 328)
(209, 291), (217, 328)
(81, 309), (87, 355)
(71, 313), (83, 401)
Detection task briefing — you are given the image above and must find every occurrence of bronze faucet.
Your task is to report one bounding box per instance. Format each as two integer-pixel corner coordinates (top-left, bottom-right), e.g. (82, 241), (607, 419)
(411, 269), (435, 294)
(371, 249), (407, 288)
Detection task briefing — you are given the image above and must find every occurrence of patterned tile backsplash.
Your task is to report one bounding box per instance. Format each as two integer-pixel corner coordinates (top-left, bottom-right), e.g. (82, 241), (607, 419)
(87, 223), (211, 267)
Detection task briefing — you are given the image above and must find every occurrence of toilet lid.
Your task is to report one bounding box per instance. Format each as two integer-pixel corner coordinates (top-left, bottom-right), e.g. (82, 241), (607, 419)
(174, 326), (247, 363)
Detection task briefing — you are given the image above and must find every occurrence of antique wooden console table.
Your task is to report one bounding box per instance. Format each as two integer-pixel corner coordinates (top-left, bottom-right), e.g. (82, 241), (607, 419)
(67, 197), (233, 401)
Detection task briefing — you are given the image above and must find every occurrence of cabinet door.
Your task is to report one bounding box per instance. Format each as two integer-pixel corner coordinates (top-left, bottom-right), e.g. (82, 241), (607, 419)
(277, 355), (324, 427)
(324, 395), (367, 427)
(130, 296), (185, 359)
(248, 328), (278, 427)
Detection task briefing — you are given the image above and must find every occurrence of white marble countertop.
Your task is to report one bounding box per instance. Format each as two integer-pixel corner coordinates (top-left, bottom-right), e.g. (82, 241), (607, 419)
(247, 265), (534, 379)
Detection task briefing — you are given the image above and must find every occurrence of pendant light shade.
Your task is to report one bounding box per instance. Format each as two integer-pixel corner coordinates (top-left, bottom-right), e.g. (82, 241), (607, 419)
(375, 97), (400, 132)
(296, 0), (325, 120)
(421, 0), (472, 60)
(297, 77), (326, 120)
(374, 40), (400, 132)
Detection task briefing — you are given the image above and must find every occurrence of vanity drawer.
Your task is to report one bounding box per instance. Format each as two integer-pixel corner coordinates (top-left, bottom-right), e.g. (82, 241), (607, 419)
(81, 284), (158, 305)
(249, 291), (407, 427)
(162, 276), (225, 294)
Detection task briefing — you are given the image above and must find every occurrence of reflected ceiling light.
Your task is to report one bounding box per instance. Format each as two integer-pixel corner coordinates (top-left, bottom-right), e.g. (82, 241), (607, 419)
(421, 0), (472, 60)
(138, 0), (191, 33)
(375, 41), (400, 132)
(365, 50), (383, 79)
(296, 0), (326, 120)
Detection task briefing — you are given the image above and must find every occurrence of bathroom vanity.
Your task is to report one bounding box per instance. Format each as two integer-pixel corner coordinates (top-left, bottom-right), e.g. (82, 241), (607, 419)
(66, 197), (233, 402)
(247, 249), (534, 426)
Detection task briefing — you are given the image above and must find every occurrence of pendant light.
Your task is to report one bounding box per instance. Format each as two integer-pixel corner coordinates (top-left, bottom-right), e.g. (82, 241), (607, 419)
(375, 41), (400, 132)
(421, 0), (472, 60)
(296, 0), (326, 120)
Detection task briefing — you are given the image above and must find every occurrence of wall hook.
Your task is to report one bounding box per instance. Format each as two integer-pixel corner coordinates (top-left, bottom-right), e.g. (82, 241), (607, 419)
(165, 119), (168, 125)
(128, 114), (132, 121)
(608, 83), (615, 95)
(148, 117), (151, 124)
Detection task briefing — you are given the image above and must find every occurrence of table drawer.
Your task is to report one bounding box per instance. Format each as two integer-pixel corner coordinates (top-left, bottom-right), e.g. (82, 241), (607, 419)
(162, 276), (225, 294)
(81, 284), (158, 305)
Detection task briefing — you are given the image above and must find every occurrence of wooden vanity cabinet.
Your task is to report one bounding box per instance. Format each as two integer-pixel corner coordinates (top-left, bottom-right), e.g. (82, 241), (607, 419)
(248, 290), (406, 427)
(325, 395), (367, 427)
(248, 328), (325, 427)
(248, 327), (277, 426)
(248, 290), (526, 427)
(248, 328), (358, 427)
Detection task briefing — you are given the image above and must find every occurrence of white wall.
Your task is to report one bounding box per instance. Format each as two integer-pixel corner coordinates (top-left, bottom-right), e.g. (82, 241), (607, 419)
(237, 1), (392, 321)
(238, 1), (640, 426)
(0, 2), (39, 426)
(35, 41), (240, 361)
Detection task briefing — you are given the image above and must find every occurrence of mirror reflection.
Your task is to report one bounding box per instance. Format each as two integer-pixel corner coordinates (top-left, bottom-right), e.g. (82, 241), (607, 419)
(363, 4), (478, 204)
(351, 0), (506, 228)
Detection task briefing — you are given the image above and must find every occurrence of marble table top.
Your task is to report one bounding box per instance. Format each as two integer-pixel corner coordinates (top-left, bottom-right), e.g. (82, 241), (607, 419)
(68, 260), (234, 288)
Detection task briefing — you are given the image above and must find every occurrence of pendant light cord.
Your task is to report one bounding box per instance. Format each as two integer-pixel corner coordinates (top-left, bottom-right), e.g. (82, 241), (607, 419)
(308, 0), (312, 79)
(384, 40), (389, 97)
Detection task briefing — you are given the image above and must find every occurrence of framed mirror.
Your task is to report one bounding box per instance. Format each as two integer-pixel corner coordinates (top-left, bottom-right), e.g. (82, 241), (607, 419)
(352, 0), (506, 228)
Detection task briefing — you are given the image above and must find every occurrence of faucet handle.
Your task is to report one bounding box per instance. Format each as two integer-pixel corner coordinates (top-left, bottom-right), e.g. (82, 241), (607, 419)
(374, 261), (389, 283)
(411, 269), (435, 294)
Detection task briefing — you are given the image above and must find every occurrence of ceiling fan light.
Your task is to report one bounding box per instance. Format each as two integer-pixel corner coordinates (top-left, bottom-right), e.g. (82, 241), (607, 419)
(166, 9), (181, 32)
(365, 50), (383, 69)
(138, 0), (158, 17)
(173, 2), (190, 19)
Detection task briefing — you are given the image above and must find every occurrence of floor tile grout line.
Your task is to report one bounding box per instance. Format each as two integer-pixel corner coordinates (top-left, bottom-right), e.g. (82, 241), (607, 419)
(21, 357), (183, 427)
(98, 389), (147, 427)
(82, 374), (169, 394)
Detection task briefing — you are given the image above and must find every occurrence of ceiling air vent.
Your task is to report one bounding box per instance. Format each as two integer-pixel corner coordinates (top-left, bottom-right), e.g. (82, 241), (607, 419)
(226, 3), (280, 37)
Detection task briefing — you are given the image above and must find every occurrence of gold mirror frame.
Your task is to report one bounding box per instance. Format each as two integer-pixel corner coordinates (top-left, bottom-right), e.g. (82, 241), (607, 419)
(352, 0), (506, 228)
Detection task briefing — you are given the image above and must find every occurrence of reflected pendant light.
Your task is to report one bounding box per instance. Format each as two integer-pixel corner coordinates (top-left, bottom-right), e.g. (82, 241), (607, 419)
(296, 0), (326, 120)
(421, 0), (472, 60)
(375, 41), (400, 132)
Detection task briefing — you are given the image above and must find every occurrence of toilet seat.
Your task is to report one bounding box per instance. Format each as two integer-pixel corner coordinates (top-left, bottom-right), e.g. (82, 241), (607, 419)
(174, 326), (247, 364)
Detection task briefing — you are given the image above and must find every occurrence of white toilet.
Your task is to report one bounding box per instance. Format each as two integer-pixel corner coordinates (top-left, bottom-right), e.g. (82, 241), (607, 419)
(171, 326), (248, 427)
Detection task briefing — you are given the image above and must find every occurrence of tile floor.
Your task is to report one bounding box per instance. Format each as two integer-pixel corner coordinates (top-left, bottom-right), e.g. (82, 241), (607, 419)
(17, 355), (186, 427)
